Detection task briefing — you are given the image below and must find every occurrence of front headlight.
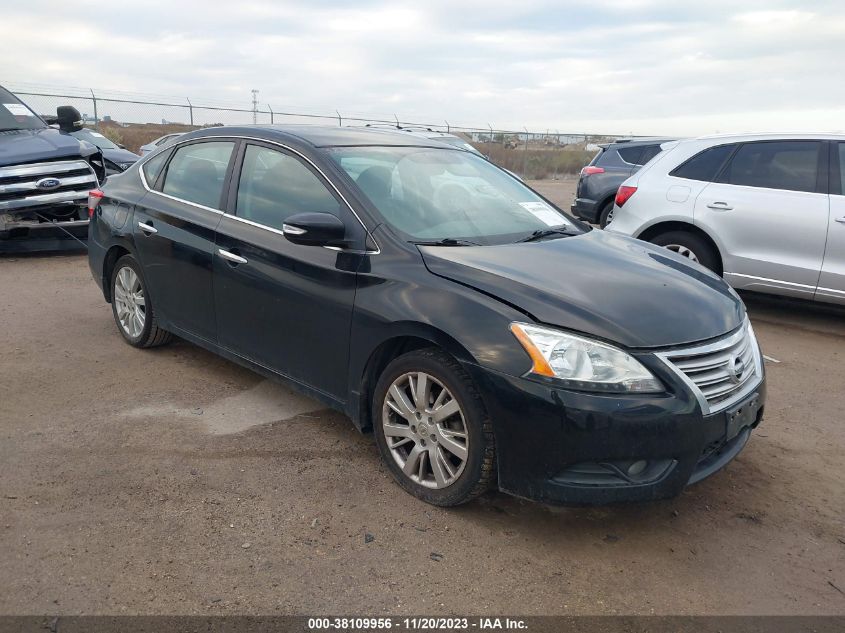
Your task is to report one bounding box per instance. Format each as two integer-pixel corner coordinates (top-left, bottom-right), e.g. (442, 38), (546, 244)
(510, 322), (662, 393)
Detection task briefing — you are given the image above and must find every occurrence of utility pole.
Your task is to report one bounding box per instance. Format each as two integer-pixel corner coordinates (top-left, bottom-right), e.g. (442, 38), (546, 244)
(251, 89), (259, 124)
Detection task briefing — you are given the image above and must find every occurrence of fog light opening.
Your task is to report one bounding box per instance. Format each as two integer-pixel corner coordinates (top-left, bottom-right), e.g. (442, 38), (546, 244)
(627, 460), (648, 477)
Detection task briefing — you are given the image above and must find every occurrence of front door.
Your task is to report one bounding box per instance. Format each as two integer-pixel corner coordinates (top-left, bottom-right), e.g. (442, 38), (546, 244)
(133, 139), (237, 342)
(213, 142), (362, 401)
(693, 140), (829, 299)
(817, 142), (845, 304)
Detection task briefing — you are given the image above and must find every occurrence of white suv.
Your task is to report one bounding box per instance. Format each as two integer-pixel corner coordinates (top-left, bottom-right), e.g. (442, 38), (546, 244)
(606, 134), (845, 305)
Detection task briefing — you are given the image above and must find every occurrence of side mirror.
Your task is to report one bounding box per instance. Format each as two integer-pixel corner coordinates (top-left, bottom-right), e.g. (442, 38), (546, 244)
(56, 105), (83, 132)
(282, 212), (346, 247)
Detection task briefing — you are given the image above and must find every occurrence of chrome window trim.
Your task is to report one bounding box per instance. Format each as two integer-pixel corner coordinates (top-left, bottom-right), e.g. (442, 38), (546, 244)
(654, 317), (763, 415)
(137, 134), (380, 254)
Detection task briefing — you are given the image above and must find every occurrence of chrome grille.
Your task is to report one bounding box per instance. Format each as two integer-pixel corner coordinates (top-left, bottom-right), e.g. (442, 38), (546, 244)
(657, 319), (762, 414)
(0, 160), (98, 211)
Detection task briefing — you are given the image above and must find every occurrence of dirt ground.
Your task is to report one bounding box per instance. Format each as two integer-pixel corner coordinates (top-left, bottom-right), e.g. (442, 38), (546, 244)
(1, 193), (844, 615)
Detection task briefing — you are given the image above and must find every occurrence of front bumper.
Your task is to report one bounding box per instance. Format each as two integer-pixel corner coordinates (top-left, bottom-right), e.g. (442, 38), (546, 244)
(0, 212), (89, 252)
(465, 363), (765, 506)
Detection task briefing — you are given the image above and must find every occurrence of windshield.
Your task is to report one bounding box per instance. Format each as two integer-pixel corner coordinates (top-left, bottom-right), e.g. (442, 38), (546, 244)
(331, 146), (579, 245)
(73, 127), (119, 150)
(0, 87), (44, 131)
(436, 136), (483, 155)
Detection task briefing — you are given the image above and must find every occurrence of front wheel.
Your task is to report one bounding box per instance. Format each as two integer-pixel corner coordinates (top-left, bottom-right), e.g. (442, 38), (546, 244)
(372, 348), (496, 506)
(110, 255), (172, 348)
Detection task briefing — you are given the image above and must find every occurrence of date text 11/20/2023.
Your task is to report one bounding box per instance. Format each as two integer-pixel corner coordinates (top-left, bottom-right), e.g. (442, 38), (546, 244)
(307, 617), (528, 630)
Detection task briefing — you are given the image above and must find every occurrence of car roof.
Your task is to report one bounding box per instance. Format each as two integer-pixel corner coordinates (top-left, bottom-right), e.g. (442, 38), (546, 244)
(606, 137), (677, 147)
(692, 132), (845, 142)
(186, 124), (455, 149)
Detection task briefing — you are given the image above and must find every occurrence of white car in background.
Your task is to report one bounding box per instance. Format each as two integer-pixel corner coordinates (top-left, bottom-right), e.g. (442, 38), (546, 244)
(139, 132), (185, 155)
(606, 134), (845, 305)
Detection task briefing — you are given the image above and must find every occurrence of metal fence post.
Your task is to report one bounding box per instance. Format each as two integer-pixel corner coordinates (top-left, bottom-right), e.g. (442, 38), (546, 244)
(268, 104), (274, 124)
(90, 89), (99, 130)
(336, 110), (342, 127)
(445, 120), (450, 133)
(187, 98), (194, 126)
(523, 126), (529, 178)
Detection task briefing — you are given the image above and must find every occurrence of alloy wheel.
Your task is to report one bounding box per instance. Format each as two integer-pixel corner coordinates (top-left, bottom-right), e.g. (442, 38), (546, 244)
(381, 371), (469, 489)
(664, 244), (699, 263)
(113, 266), (146, 338)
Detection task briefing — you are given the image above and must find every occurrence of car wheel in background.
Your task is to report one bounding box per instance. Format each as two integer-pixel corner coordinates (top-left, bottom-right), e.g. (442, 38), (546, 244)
(650, 231), (720, 274)
(110, 254), (172, 348)
(598, 200), (615, 228)
(373, 348), (496, 506)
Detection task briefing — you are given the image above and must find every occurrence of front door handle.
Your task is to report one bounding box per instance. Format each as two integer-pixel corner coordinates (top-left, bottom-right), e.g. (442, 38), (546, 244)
(218, 248), (248, 265)
(706, 202), (733, 211)
(836, 217), (845, 224)
(137, 221), (158, 234)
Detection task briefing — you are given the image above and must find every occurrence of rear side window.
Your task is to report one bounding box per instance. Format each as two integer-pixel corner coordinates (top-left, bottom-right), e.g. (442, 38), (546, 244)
(837, 143), (845, 195)
(617, 146), (643, 165)
(141, 149), (171, 189)
(638, 144), (662, 165)
(235, 144), (340, 231)
(722, 141), (821, 193)
(161, 141), (235, 209)
(671, 144), (737, 182)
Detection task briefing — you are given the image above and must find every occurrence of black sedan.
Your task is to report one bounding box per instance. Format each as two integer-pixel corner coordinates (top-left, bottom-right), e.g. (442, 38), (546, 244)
(87, 125), (765, 506)
(70, 127), (140, 175)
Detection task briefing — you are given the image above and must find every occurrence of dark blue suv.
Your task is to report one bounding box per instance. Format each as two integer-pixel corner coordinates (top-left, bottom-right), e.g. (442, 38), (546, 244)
(571, 138), (674, 227)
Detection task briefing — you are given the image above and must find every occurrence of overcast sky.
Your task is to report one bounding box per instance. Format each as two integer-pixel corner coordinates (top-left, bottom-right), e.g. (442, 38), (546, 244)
(2, 0), (844, 135)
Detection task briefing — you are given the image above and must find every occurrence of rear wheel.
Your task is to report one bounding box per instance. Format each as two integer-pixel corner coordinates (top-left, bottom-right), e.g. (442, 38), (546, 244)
(598, 200), (615, 228)
(373, 348), (495, 506)
(649, 231), (720, 274)
(110, 255), (172, 348)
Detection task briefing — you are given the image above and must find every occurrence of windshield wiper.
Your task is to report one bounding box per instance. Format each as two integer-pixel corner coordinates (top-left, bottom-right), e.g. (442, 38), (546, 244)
(516, 227), (578, 243)
(411, 238), (482, 247)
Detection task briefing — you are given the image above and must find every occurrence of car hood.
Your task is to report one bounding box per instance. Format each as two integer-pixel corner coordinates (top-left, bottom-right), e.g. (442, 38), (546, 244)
(0, 128), (89, 167)
(419, 230), (744, 348)
(101, 147), (141, 163)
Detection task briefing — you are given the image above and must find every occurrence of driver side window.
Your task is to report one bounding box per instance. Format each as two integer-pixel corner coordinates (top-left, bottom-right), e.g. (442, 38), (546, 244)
(236, 145), (340, 231)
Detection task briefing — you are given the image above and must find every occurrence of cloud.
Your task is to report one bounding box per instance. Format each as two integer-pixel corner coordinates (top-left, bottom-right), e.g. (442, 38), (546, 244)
(1, 0), (844, 135)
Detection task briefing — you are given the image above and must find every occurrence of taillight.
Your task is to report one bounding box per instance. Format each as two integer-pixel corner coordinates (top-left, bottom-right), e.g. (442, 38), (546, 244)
(615, 185), (637, 207)
(581, 166), (605, 176)
(88, 189), (104, 218)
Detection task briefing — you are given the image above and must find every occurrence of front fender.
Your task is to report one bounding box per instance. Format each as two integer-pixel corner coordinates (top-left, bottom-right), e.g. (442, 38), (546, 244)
(346, 248), (533, 430)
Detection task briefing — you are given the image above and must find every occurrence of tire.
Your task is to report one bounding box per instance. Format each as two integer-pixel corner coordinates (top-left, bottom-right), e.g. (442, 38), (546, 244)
(598, 200), (615, 228)
(650, 230), (720, 274)
(372, 348), (496, 506)
(110, 254), (172, 348)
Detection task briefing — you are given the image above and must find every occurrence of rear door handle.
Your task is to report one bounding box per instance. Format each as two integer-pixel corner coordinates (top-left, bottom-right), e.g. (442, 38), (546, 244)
(706, 202), (733, 211)
(218, 248), (248, 265)
(137, 221), (158, 234)
(836, 217), (845, 224)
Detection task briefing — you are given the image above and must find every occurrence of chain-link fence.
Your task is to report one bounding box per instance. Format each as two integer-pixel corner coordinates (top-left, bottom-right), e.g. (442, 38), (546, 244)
(6, 82), (625, 178)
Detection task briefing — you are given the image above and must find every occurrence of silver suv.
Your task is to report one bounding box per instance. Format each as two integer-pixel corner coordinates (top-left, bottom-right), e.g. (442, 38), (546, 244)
(606, 134), (845, 305)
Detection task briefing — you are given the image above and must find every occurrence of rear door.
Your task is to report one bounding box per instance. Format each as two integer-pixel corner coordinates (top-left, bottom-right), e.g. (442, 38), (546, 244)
(817, 142), (845, 303)
(693, 140), (829, 298)
(213, 141), (363, 401)
(133, 139), (237, 341)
